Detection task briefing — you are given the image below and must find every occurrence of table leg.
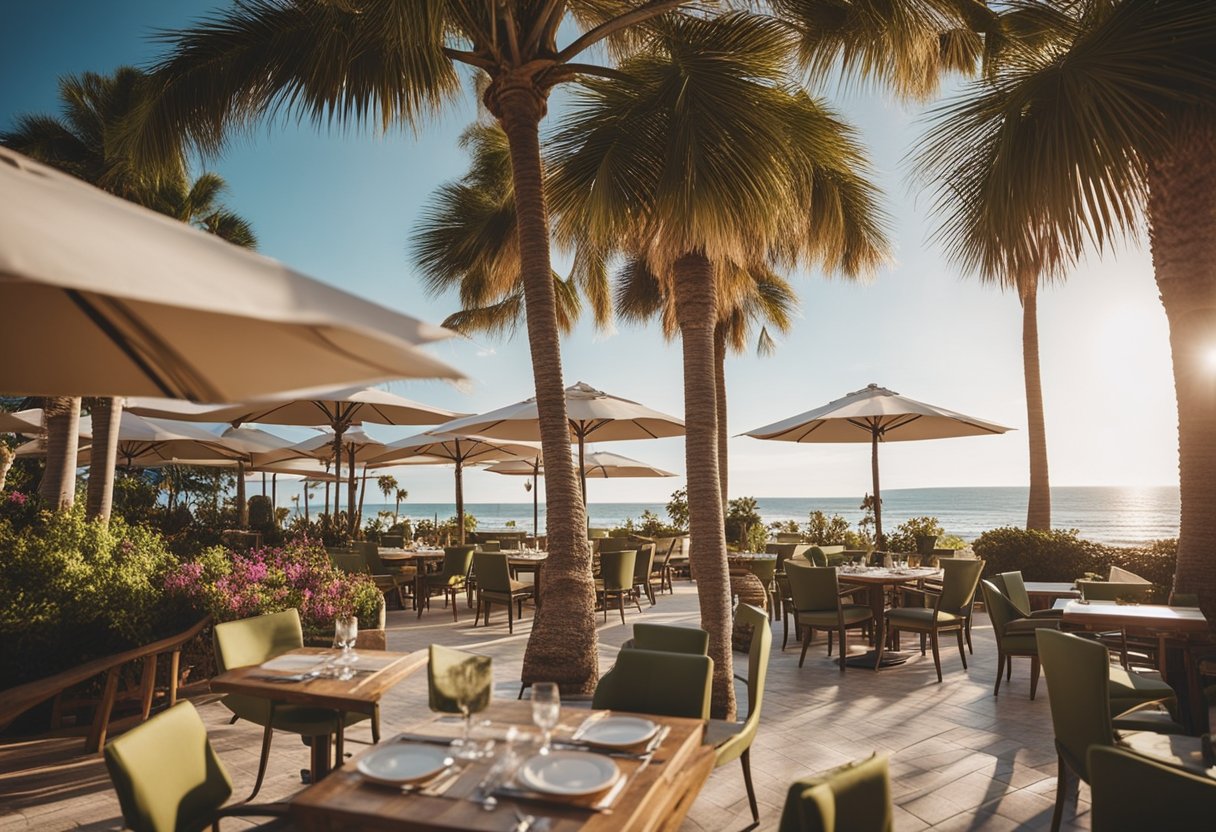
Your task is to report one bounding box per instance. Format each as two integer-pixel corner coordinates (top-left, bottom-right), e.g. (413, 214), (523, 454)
(845, 583), (914, 669)
(310, 733), (334, 782)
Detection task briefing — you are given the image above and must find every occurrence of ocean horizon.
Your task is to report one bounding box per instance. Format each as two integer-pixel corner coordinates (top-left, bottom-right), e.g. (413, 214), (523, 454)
(308, 485), (1180, 548)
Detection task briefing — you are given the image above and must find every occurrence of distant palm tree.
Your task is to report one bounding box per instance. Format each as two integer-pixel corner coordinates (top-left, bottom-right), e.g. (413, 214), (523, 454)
(0, 443), (12, 492)
(915, 0), (1216, 613)
(2, 67), (256, 519)
(548, 11), (889, 717)
(127, 0), (696, 696)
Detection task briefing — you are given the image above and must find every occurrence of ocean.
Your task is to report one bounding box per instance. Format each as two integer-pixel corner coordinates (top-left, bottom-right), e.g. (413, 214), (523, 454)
(343, 486), (1180, 548)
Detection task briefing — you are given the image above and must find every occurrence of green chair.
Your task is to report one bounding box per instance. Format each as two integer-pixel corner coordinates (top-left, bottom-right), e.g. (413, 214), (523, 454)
(103, 701), (286, 832)
(591, 648), (712, 719)
(328, 549), (368, 575)
(632, 543), (658, 605)
(632, 623), (709, 654)
(765, 543), (798, 569)
(472, 552), (533, 633)
(786, 561), (873, 671)
(1077, 580), (1154, 603)
(652, 537), (678, 595)
(596, 549), (639, 625)
(995, 570), (1064, 619)
(212, 609), (372, 800)
(1088, 745), (1216, 831)
(706, 604), (771, 828)
(352, 541), (406, 610)
(736, 557), (778, 620)
(427, 644), (493, 715)
(887, 557), (982, 682)
(778, 753), (893, 832)
(379, 533), (404, 549)
(417, 545), (475, 621)
(981, 579), (1058, 699)
(479, 540), (502, 552)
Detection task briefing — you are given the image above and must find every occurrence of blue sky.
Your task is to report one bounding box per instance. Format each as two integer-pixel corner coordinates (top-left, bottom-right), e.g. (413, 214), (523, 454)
(1, 2), (1179, 507)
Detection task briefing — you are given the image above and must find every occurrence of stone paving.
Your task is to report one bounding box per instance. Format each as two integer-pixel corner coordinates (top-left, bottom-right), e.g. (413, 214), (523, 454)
(1, 581), (1110, 831)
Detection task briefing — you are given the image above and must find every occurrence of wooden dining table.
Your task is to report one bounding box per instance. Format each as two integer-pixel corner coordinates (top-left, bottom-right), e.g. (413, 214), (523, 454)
(288, 700), (715, 832)
(209, 647), (429, 782)
(835, 566), (943, 669)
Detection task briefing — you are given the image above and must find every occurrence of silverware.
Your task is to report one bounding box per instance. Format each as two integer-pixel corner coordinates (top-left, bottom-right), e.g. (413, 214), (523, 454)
(512, 808), (536, 832)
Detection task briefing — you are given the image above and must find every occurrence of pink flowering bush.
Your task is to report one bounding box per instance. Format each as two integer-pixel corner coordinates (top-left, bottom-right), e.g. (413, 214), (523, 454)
(163, 538), (382, 636)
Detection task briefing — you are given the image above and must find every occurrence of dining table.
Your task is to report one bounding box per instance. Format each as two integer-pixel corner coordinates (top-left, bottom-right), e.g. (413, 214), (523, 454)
(288, 700), (715, 832)
(1117, 730), (1216, 779)
(209, 646), (429, 783)
(1023, 581), (1080, 610)
(835, 566), (944, 669)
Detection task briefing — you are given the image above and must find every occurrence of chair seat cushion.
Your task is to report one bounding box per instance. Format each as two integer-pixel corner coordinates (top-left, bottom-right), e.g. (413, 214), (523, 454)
(887, 607), (961, 628)
(1028, 608), (1063, 619)
(999, 632), (1040, 652)
(1113, 708), (1187, 734)
(424, 573), (464, 587)
(704, 718), (746, 748)
(796, 606), (873, 627)
(1005, 617), (1060, 635)
(1109, 666), (1177, 710)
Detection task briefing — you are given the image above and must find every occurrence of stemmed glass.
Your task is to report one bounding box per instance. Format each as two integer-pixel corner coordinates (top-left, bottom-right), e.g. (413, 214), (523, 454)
(531, 682), (560, 754)
(333, 616), (358, 680)
(446, 661), (492, 759)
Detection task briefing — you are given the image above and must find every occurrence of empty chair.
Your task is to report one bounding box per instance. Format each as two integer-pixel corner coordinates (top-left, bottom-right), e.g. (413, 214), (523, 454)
(632, 542), (658, 605)
(353, 541), (406, 610)
(212, 610), (372, 800)
(591, 648), (712, 719)
(887, 557), (983, 683)
(651, 537), (678, 595)
(631, 623), (709, 654)
(478, 540), (502, 552)
(103, 701), (286, 832)
(417, 545), (475, 621)
(472, 552), (533, 633)
(995, 570), (1064, 618)
(1087, 745), (1216, 831)
(706, 604), (772, 828)
(596, 549), (639, 625)
(778, 753), (893, 832)
(981, 579), (1058, 699)
(786, 561), (873, 671)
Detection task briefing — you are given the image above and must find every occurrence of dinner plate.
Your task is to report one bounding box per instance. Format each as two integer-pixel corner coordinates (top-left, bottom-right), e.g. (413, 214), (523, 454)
(356, 744), (453, 786)
(577, 716), (659, 749)
(517, 751), (620, 796)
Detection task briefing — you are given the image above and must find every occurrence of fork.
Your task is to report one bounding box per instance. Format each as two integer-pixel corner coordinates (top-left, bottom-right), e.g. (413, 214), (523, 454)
(512, 808), (536, 832)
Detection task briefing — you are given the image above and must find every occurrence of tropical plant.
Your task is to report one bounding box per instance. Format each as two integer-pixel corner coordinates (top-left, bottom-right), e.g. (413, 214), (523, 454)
(914, 0), (1216, 615)
(548, 11), (889, 717)
(665, 487), (689, 531)
(393, 488), (408, 524)
(130, 0), (708, 695)
(805, 511), (853, 545)
(725, 496), (764, 548)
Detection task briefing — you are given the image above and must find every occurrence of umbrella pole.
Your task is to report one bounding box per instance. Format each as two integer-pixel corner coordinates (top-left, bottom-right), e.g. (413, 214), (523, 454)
(332, 424), (344, 525)
(347, 446), (357, 539)
(578, 435), (587, 510)
(271, 474), (277, 525)
(533, 467), (539, 546)
(236, 459), (247, 529)
(305, 483), (310, 521)
(357, 466), (368, 536)
(455, 458), (465, 545)
(871, 426), (883, 549)
(261, 472), (266, 497)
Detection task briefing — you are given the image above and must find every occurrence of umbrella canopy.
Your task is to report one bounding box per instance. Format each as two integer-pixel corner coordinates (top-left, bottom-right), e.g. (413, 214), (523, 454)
(744, 383), (1012, 545)
(432, 381), (684, 501)
(16, 413), (241, 467)
(0, 147), (464, 401)
(368, 433), (539, 544)
(0, 409), (71, 436)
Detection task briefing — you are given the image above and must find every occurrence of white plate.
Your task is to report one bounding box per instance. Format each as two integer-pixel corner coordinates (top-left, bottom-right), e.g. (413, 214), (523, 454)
(517, 751), (620, 796)
(356, 744), (453, 786)
(577, 716), (659, 749)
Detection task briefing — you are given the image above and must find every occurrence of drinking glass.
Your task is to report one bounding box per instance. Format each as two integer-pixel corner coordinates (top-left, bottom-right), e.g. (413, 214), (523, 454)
(531, 682), (561, 754)
(334, 616), (358, 679)
(446, 661), (492, 759)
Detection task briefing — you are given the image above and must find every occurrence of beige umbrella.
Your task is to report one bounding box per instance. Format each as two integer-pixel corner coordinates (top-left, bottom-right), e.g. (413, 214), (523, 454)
(368, 434), (540, 544)
(15, 413), (239, 467)
(432, 381), (684, 501)
(0, 408), (82, 437)
(0, 147), (464, 401)
(744, 383), (1012, 544)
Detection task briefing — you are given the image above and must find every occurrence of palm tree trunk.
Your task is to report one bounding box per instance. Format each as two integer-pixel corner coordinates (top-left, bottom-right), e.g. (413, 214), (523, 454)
(1020, 278), (1051, 531)
(38, 396), (81, 510)
(496, 80), (598, 695)
(714, 325), (729, 511)
(0, 444), (13, 491)
(1148, 115), (1216, 621)
(356, 468), (367, 537)
(674, 251), (736, 721)
(86, 397), (123, 523)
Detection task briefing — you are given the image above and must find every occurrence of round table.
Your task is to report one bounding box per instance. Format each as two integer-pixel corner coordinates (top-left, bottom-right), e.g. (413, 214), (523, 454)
(834, 566), (942, 669)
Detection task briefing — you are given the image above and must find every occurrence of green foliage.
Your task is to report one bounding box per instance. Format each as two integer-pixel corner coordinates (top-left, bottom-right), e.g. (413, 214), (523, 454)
(635, 510), (685, 538)
(804, 511), (853, 545)
(884, 516), (945, 554)
(0, 507), (186, 688)
(725, 497), (763, 548)
(972, 527), (1178, 601)
(857, 494), (878, 545)
(769, 519), (801, 535)
(665, 487), (689, 531)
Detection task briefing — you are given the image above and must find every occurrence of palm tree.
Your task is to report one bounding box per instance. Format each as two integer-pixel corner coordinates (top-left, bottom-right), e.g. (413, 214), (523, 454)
(548, 12), (889, 717)
(2, 67), (256, 520)
(130, 1), (699, 694)
(914, 0), (1216, 613)
(394, 488), (408, 525)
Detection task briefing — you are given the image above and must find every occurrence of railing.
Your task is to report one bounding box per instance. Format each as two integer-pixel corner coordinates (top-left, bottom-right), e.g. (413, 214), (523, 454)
(0, 616), (211, 752)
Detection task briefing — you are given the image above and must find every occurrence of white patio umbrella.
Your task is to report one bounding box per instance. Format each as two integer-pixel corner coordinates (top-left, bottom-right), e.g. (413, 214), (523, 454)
(0, 147), (464, 401)
(367, 433), (540, 544)
(744, 383), (1012, 545)
(432, 381), (684, 502)
(15, 414), (240, 467)
(0, 409), (94, 438)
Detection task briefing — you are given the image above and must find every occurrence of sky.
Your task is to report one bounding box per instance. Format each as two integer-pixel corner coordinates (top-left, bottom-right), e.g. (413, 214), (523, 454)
(0, 2), (1180, 507)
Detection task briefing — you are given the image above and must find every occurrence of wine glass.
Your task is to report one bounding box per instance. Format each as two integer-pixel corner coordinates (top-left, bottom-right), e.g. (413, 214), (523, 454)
(334, 616), (358, 679)
(445, 660), (492, 759)
(531, 682), (560, 754)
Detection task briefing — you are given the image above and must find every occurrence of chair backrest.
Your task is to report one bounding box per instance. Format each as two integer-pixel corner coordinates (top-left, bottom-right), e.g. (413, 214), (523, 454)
(330, 551), (369, 575)
(598, 536), (636, 553)
(765, 542), (798, 564)
(472, 552), (511, 594)
(427, 644), (493, 715)
(631, 623), (709, 654)
(1108, 565), (1151, 584)
(591, 649), (713, 719)
(805, 547), (830, 568)
(1077, 581), (1154, 603)
(588, 527), (611, 539)
(353, 540), (387, 573)
(778, 753), (893, 832)
(1088, 745), (1216, 830)
(744, 558), (777, 585)
(441, 545), (476, 579)
(103, 702), (232, 832)
(652, 537), (678, 569)
(980, 579), (1024, 638)
(936, 558), (984, 615)
(600, 550), (637, 591)
(380, 533), (404, 548)
(213, 609), (303, 672)
(1036, 629), (1115, 781)
(735, 603), (771, 730)
(785, 561), (840, 613)
(632, 543), (656, 582)
(479, 540), (502, 553)
(996, 570), (1033, 616)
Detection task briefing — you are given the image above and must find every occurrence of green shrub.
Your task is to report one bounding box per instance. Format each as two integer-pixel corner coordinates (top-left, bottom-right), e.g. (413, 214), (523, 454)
(885, 517), (946, 555)
(247, 494), (274, 531)
(726, 497), (762, 547)
(665, 488), (689, 532)
(804, 511), (853, 546)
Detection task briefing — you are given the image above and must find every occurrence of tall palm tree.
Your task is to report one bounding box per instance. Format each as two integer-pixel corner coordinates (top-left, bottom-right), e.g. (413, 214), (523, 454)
(3, 67), (256, 521)
(130, 0), (693, 694)
(548, 12), (889, 716)
(915, 0), (1216, 614)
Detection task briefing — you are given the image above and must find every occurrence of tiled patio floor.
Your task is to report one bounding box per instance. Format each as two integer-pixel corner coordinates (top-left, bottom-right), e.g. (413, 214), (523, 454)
(1, 582), (1113, 831)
